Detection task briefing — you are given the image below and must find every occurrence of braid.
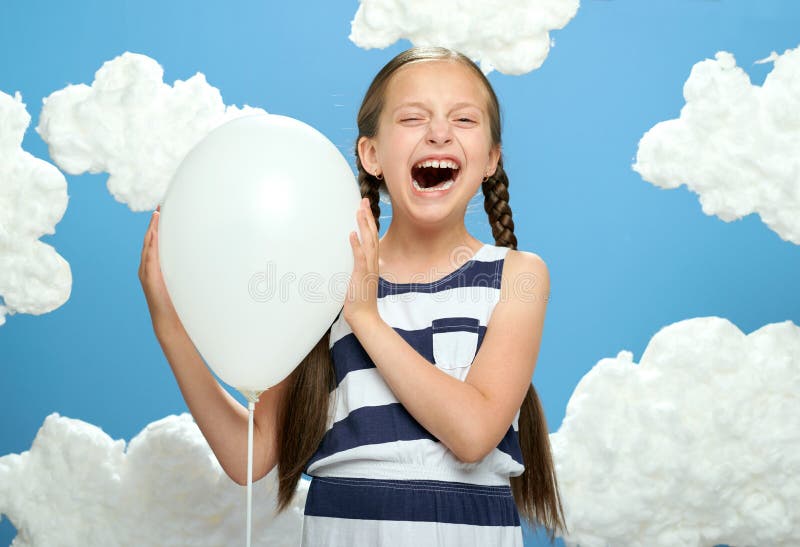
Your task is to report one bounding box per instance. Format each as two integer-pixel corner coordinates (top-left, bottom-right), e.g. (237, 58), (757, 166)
(482, 157), (517, 250)
(483, 156), (568, 539)
(355, 155), (383, 232)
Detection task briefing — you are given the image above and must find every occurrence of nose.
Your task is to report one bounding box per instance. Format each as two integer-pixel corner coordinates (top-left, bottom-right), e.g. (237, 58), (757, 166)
(426, 116), (452, 145)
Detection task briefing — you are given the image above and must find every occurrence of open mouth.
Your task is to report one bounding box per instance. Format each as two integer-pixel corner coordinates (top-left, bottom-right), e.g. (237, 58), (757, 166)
(411, 159), (460, 192)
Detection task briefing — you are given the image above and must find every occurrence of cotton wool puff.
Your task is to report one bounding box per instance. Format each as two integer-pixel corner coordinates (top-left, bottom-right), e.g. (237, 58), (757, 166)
(0, 413), (307, 546)
(349, 0), (579, 75)
(36, 52), (267, 212)
(632, 44), (800, 244)
(551, 316), (800, 547)
(0, 90), (71, 327)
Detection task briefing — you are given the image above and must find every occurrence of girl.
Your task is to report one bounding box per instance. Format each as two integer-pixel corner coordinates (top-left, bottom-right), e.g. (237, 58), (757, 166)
(139, 46), (567, 546)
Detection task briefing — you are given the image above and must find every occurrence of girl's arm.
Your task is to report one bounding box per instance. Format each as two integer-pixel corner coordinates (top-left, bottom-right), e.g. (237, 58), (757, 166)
(346, 250), (549, 463)
(140, 207), (288, 486)
(155, 322), (291, 485)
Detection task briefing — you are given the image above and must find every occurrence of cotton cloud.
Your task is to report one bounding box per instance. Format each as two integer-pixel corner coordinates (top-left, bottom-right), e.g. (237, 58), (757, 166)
(551, 317), (800, 547)
(36, 52), (267, 212)
(0, 413), (306, 546)
(0, 90), (71, 327)
(349, 0), (579, 75)
(632, 45), (800, 244)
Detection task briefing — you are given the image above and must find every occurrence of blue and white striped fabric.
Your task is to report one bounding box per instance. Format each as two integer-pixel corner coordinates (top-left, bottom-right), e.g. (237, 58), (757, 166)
(301, 242), (525, 546)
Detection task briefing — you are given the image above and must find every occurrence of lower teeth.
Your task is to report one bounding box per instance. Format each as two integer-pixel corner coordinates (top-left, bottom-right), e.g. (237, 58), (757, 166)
(413, 179), (454, 192)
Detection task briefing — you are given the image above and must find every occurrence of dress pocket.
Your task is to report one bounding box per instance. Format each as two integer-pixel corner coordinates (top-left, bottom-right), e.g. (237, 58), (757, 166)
(431, 316), (480, 370)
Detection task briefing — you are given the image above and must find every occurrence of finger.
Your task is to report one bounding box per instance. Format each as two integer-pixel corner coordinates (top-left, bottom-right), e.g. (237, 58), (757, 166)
(358, 199), (373, 237)
(364, 201), (378, 245)
(347, 232), (359, 301)
(353, 217), (364, 251)
(362, 208), (377, 259)
(151, 212), (160, 251)
(357, 207), (372, 250)
(350, 229), (360, 252)
(138, 235), (147, 279)
(349, 230), (366, 274)
(353, 221), (368, 262)
(141, 212), (156, 264)
(355, 208), (363, 244)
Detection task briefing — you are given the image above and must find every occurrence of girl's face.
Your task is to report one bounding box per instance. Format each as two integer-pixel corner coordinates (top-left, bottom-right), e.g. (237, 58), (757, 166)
(358, 60), (500, 224)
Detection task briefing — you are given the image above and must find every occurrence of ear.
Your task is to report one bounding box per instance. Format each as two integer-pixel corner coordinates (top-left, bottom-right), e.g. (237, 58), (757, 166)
(357, 135), (380, 176)
(486, 144), (501, 178)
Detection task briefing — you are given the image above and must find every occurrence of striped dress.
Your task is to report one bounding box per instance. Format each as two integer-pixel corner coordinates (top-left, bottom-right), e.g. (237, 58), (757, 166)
(301, 242), (525, 546)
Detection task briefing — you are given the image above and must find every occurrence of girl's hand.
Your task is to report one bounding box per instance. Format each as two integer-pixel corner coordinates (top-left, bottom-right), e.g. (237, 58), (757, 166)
(343, 197), (380, 326)
(138, 205), (183, 337)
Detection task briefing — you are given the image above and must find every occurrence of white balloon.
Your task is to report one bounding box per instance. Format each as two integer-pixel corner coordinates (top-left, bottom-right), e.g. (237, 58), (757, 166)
(158, 113), (360, 393)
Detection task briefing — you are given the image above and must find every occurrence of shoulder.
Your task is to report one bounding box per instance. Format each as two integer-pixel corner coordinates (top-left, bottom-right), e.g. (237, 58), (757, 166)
(504, 248), (547, 272)
(500, 248), (550, 303)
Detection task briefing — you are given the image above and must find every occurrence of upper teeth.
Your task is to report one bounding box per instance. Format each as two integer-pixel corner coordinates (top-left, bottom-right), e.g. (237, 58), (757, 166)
(415, 159), (459, 169)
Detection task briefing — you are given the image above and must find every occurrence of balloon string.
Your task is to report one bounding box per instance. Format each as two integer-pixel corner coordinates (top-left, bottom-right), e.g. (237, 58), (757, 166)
(247, 399), (255, 547)
(240, 389), (263, 547)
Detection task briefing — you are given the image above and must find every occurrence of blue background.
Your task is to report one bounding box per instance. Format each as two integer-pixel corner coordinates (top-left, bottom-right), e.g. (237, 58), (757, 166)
(1, 1), (799, 545)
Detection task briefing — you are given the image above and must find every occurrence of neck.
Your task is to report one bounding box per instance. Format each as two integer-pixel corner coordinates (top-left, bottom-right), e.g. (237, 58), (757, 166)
(377, 209), (484, 280)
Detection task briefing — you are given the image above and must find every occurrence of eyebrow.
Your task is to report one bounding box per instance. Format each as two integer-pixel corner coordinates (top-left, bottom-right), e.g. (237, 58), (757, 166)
(391, 101), (483, 114)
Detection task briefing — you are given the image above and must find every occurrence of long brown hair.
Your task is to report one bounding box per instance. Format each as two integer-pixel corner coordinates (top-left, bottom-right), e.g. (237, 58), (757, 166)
(274, 46), (568, 543)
